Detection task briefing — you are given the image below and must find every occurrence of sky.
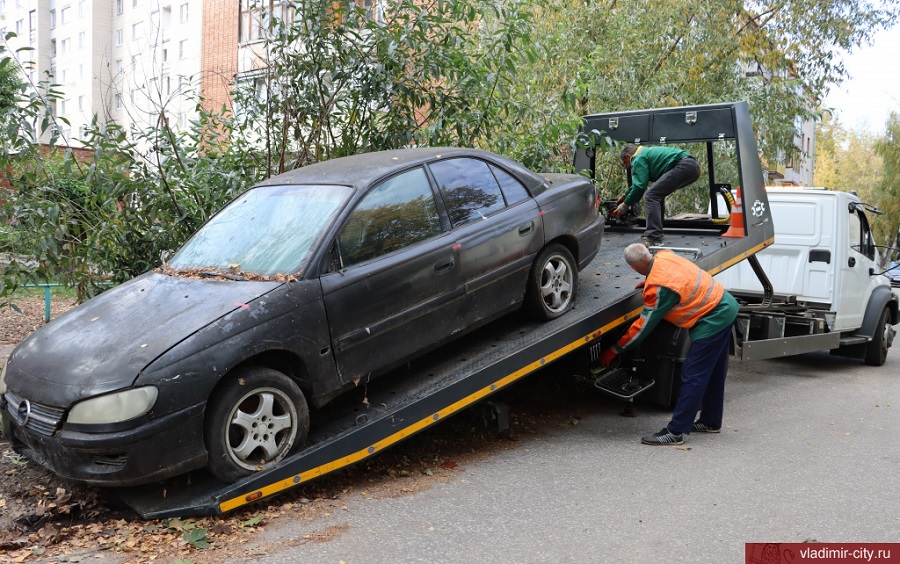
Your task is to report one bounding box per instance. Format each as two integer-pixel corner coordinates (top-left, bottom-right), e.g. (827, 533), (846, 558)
(822, 24), (900, 133)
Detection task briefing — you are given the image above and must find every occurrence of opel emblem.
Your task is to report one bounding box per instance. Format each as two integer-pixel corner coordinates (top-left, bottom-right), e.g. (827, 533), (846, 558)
(17, 399), (31, 426)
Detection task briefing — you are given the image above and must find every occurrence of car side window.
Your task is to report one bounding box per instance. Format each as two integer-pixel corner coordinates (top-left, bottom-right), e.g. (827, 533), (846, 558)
(338, 167), (442, 267)
(430, 158), (505, 227)
(490, 164), (530, 205)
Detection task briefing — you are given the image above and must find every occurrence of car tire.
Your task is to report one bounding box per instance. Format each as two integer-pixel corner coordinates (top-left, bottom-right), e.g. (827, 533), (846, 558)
(863, 307), (892, 367)
(204, 366), (309, 483)
(525, 243), (577, 321)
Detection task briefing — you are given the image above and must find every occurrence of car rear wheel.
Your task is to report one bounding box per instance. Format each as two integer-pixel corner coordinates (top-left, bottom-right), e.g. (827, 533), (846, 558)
(526, 243), (577, 320)
(204, 366), (309, 483)
(864, 307), (893, 367)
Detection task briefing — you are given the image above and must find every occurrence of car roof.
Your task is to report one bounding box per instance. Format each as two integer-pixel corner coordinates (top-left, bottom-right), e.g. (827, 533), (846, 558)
(255, 147), (546, 194)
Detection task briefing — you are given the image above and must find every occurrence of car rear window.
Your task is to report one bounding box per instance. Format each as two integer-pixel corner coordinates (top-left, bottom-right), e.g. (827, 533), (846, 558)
(430, 158), (505, 227)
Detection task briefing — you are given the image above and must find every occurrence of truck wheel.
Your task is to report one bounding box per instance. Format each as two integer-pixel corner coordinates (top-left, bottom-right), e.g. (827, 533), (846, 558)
(526, 244), (577, 320)
(863, 307), (893, 366)
(204, 366), (309, 483)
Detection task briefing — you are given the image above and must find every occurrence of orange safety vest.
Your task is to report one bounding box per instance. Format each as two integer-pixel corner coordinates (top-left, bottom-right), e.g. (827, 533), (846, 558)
(646, 250), (724, 329)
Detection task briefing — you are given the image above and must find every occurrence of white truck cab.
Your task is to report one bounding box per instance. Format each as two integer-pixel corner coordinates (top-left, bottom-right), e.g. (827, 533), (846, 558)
(715, 187), (898, 365)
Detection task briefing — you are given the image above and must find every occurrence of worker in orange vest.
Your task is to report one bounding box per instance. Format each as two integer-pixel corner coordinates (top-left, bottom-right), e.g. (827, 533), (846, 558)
(600, 243), (739, 445)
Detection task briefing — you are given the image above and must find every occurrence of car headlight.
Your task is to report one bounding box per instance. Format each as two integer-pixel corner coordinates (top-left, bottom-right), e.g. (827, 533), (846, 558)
(67, 386), (158, 425)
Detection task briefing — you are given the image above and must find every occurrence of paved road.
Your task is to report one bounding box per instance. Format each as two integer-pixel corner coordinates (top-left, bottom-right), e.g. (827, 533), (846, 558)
(230, 340), (899, 564)
(3, 321), (897, 564)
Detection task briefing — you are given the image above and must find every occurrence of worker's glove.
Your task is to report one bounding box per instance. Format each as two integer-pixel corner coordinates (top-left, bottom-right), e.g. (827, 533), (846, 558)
(634, 280), (645, 289)
(615, 194), (626, 205)
(599, 347), (618, 368)
(613, 203), (630, 216)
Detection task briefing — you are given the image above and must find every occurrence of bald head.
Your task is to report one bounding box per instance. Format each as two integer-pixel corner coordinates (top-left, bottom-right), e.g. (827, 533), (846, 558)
(624, 243), (653, 274)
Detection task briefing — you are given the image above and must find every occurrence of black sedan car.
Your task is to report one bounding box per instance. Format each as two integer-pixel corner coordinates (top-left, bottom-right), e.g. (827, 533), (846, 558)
(0, 147), (603, 486)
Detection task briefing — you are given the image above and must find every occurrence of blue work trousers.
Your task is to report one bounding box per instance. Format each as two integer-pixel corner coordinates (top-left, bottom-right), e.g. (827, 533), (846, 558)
(667, 324), (732, 434)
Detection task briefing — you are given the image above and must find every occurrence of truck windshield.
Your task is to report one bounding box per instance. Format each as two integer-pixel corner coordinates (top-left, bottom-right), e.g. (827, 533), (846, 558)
(168, 184), (352, 277)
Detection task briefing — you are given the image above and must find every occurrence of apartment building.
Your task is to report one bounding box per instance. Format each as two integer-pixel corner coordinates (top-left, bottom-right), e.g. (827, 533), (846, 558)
(1, 0), (218, 146)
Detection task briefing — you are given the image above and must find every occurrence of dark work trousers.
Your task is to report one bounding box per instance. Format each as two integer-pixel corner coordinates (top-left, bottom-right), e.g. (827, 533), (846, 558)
(643, 156), (701, 242)
(667, 322), (732, 434)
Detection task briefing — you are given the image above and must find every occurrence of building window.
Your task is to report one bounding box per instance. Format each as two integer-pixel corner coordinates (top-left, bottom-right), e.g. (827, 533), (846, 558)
(15, 19), (23, 35)
(78, 1), (85, 17)
(115, 29), (123, 46)
(116, 59), (124, 74)
(60, 99), (67, 114)
(115, 93), (123, 109)
(116, 0), (123, 15)
(78, 63), (84, 78)
(78, 95), (84, 111)
(60, 68), (67, 82)
(61, 37), (71, 54)
(132, 22), (141, 40)
(60, 7), (70, 24)
(240, 1), (293, 42)
(78, 31), (85, 48)
(179, 3), (188, 23)
(49, 9), (56, 28)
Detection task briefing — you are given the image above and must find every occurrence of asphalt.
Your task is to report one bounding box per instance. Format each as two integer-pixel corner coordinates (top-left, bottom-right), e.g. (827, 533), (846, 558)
(2, 304), (898, 564)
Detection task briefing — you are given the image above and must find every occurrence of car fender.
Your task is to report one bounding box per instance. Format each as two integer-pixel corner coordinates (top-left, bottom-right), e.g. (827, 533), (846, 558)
(854, 286), (899, 339)
(138, 281), (338, 415)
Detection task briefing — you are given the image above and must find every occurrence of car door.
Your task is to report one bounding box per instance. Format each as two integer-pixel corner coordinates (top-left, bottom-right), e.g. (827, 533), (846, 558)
(319, 167), (465, 383)
(428, 157), (544, 326)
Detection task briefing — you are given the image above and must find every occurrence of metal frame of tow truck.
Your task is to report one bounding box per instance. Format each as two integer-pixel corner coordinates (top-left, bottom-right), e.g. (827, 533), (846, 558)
(116, 101), (775, 519)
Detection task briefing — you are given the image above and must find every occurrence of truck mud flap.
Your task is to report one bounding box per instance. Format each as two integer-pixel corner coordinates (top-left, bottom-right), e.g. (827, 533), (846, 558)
(738, 332), (841, 362)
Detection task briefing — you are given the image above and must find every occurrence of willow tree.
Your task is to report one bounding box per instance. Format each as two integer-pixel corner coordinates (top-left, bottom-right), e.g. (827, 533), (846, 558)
(508, 0), (898, 167)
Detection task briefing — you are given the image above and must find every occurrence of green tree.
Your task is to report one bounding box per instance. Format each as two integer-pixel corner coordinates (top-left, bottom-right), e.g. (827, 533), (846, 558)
(230, 0), (540, 174)
(511, 0), (898, 174)
(874, 112), (900, 262)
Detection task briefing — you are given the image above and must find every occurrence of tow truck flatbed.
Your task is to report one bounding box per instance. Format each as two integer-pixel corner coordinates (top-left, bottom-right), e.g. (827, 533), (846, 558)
(117, 101), (775, 518)
(117, 228), (758, 518)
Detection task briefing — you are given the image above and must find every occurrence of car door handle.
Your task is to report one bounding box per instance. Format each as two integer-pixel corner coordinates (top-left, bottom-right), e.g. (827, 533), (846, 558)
(848, 257), (856, 267)
(435, 258), (455, 273)
(519, 221), (534, 236)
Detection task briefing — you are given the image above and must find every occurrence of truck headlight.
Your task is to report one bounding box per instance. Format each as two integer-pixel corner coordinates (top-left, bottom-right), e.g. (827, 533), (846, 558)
(0, 362), (7, 395)
(67, 387), (158, 425)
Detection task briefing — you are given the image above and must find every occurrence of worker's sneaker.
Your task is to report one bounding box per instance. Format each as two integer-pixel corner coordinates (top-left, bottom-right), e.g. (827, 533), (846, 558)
(641, 237), (664, 247)
(691, 422), (721, 433)
(641, 427), (684, 445)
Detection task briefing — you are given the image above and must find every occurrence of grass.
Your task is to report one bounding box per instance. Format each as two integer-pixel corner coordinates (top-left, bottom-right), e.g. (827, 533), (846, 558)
(12, 284), (79, 301)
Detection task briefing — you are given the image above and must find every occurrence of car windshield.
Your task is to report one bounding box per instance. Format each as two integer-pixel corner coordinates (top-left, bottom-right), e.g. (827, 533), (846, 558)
(168, 184), (352, 277)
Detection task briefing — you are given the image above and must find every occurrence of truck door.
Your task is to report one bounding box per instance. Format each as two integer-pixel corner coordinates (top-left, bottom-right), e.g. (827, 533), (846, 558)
(834, 205), (875, 331)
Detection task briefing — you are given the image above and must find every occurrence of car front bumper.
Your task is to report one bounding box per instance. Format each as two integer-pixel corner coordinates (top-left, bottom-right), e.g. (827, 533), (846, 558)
(1, 393), (208, 487)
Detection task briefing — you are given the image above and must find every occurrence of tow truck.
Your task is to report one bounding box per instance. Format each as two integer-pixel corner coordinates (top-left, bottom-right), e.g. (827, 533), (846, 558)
(118, 100), (892, 519)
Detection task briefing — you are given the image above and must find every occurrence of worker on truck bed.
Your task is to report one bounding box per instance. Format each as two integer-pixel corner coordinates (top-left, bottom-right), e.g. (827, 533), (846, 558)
(600, 243), (739, 445)
(613, 143), (700, 246)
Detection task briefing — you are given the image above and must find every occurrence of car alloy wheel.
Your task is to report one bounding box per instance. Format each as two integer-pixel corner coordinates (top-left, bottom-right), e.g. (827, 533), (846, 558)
(526, 243), (577, 320)
(204, 366), (309, 483)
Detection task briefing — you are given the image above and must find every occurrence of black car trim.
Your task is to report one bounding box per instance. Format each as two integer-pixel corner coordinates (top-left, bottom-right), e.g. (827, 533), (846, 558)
(332, 286), (467, 352)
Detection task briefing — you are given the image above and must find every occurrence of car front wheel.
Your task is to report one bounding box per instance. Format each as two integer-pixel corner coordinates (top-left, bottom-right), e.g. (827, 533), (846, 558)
(526, 243), (577, 321)
(204, 366), (309, 483)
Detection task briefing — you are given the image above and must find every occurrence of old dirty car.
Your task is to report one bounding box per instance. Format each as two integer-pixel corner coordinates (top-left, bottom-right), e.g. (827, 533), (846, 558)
(0, 147), (604, 486)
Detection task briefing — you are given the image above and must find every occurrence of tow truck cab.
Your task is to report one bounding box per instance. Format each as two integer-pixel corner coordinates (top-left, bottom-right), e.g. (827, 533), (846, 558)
(714, 187), (898, 365)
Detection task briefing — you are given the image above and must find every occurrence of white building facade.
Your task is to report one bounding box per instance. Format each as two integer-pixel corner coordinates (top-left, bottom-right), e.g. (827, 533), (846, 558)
(1, 0), (202, 146)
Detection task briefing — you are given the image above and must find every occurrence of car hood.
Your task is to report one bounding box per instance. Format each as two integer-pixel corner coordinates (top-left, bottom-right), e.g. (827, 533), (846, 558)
(7, 272), (283, 406)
